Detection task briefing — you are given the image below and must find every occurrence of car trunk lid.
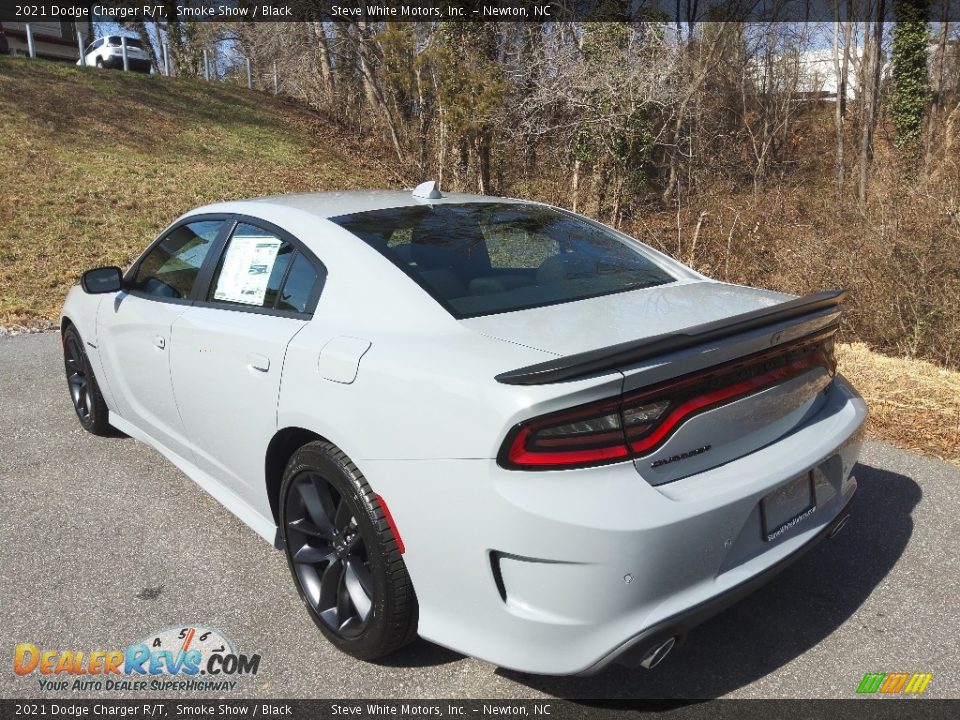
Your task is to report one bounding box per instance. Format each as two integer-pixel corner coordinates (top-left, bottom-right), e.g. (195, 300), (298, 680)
(478, 282), (843, 483)
(461, 280), (792, 358)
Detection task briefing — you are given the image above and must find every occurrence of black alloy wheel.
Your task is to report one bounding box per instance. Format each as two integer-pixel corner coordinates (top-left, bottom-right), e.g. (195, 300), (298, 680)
(62, 325), (111, 435)
(286, 470), (373, 637)
(280, 441), (417, 660)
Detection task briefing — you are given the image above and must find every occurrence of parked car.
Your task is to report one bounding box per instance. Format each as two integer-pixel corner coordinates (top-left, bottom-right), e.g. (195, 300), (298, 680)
(77, 35), (150, 72)
(60, 183), (866, 675)
(0, 23), (9, 55)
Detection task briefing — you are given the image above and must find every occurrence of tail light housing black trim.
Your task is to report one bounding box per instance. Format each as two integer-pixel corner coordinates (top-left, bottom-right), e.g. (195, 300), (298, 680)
(498, 329), (837, 471)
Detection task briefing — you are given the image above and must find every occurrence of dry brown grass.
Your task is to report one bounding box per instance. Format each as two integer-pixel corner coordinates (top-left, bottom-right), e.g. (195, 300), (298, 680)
(839, 342), (960, 465)
(0, 57), (392, 326)
(3, 58), (958, 465)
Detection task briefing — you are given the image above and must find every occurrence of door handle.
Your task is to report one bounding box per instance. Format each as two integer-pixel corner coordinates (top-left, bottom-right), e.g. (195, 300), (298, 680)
(153, 335), (166, 350)
(247, 353), (270, 373)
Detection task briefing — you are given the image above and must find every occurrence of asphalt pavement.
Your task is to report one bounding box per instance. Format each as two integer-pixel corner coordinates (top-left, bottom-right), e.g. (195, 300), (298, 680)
(1, 332), (958, 699)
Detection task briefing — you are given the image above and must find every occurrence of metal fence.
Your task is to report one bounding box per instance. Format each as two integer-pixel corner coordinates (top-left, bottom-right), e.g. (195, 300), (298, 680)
(15, 22), (275, 95)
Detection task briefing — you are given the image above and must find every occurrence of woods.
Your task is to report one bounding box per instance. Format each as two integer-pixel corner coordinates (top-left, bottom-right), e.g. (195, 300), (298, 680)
(126, 11), (960, 368)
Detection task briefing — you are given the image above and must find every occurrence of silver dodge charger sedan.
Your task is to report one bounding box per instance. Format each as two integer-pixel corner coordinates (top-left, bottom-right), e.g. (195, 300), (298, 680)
(60, 182), (866, 674)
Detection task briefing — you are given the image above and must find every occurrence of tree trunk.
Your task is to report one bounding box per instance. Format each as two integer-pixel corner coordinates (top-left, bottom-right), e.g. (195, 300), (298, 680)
(571, 159), (580, 212)
(858, 3), (885, 204)
(832, 8), (847, 188)
(356, 22), (406, 166)
(925, 7), (950, 167)
(313, 22), (335, 99)
(661, 30), (728, 205)
(477, 128), (492, 195)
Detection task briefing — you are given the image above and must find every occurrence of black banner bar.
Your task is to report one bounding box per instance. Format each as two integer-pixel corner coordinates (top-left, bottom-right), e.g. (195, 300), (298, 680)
(2, 700), (960, 720)
(2, 0), (960, 24)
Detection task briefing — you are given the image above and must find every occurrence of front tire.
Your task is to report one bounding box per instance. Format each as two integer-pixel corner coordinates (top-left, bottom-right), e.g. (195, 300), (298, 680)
(62, 325), (111, 436)
(280, 441), (418, 660)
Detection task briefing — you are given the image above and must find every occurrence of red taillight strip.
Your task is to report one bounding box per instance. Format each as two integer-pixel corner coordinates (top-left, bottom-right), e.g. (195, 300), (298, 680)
(507, 424), (631, 467)
(500, 330), (836, 470)
(627, 350), (828, 455)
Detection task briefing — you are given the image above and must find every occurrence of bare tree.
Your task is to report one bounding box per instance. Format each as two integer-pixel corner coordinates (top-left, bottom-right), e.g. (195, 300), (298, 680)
(859, 0), (887, 203)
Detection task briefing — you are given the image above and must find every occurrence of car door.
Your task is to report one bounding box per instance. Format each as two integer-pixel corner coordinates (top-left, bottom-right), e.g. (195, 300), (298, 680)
(168, 219), (324, 508)
(98, 218), (228, 460)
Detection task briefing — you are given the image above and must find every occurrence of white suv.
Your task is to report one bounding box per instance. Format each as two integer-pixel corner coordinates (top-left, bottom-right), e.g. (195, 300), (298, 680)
(77, 36), (151, 73)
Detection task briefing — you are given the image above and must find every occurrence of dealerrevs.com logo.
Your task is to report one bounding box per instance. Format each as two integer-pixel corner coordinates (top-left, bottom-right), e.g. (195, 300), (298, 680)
(13, 625), (261, 693)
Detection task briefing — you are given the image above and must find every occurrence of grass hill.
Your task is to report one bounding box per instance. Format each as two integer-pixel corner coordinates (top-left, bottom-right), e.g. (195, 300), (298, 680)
(0, 56), (956, 465)
(0, 56), (393, 327)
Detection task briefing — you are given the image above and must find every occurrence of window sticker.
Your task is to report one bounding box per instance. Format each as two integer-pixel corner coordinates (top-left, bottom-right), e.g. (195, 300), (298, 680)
(213, 234), (283, 306)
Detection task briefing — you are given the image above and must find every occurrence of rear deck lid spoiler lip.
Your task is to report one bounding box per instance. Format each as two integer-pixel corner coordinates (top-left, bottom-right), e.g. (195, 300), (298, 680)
(494, 289), (846, 386)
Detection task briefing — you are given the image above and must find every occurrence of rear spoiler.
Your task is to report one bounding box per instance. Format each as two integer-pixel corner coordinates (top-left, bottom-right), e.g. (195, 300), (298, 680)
(495, 289), (846, 386)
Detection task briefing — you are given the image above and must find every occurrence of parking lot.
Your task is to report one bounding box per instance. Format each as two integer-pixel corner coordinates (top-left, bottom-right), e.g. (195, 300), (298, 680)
(2, 331), (958, 699)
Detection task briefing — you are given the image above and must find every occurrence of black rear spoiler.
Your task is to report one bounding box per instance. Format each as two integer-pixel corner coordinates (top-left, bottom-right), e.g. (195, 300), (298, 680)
(495, 289), (846, 386)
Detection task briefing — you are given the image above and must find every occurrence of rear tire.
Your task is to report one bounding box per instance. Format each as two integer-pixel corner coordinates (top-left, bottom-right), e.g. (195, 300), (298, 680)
(62, 325), (111, 436)
(279, 441), (417, 660)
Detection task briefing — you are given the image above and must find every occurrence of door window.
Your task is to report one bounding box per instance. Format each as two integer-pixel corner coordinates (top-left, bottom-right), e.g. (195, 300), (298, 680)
(131, 220), (224, 299)
(276, 254), (319, 313)
(208, 223), (319, 313)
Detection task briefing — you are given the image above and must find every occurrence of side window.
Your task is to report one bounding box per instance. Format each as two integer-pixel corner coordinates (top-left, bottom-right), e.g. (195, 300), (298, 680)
(277, 254), (319, 313)
(131, 220), (223, 299)
(208, 223), (319, 314)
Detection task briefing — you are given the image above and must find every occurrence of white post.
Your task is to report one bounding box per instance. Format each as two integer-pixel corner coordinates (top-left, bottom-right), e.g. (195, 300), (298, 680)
(77, 30), (84, 65)
(163, 42), (170, 76)
(121, 36), (129, 71)
(25, 23), (35, 58)
(203, 49), (209, 80)
(272, 60), (278, 94)
(245, 57), (252, 89)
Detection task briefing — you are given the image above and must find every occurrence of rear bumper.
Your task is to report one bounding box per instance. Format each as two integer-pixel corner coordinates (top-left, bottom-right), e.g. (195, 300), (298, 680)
(102, 55), (150, 72)
(587, 488), (855, 673)
(362, 376), (867, 675)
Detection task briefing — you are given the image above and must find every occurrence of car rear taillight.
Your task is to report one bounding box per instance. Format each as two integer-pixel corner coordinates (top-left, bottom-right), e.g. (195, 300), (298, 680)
(498, 330), (836, 471)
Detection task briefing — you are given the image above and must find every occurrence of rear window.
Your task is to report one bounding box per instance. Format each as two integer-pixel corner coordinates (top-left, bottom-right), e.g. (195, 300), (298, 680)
(331, 203), (675, 318)
(107, 37), (142, 49)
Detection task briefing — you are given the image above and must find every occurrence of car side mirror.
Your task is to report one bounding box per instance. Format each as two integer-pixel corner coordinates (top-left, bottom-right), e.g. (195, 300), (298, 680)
(81, 266), (123, 294)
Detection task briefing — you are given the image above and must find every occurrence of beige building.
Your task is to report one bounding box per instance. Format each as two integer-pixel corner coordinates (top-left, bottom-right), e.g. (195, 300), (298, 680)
(2, 17), (94, 62)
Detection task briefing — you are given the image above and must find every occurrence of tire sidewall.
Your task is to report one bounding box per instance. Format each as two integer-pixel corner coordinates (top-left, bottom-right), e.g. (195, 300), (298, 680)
(279, 444), (396, 660)
(63, 327), (96, 431)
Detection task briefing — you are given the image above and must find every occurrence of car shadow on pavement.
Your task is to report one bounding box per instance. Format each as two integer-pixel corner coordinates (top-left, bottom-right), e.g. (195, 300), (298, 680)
(376, 639), (465, 669)
(494, 462), (920, 699)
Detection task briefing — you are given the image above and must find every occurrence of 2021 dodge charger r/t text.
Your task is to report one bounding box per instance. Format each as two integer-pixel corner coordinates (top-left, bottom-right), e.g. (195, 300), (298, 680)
(60, 182), (866, 675)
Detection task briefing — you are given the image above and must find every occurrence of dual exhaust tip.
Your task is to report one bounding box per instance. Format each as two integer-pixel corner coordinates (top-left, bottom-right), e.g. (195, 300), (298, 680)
(828, 513), (851, 539)
(638, 636), (677, 670)
(633, 511), (852, 672)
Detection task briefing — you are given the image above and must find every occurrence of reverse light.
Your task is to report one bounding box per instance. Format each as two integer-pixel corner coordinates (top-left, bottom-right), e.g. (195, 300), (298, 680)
(498, 330), (836, 471)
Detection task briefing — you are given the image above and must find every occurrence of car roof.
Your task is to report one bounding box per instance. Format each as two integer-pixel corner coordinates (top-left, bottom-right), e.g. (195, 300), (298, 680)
(189, 190), (527, 221)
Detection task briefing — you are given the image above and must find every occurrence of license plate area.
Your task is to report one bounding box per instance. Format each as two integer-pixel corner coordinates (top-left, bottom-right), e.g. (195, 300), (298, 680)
(761, 472), (816, 542)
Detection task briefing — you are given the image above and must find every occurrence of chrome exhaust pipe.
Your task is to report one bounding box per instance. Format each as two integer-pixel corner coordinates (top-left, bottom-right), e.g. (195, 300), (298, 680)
(639, 636), (676, 670)
(828, 514), (851, 539)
